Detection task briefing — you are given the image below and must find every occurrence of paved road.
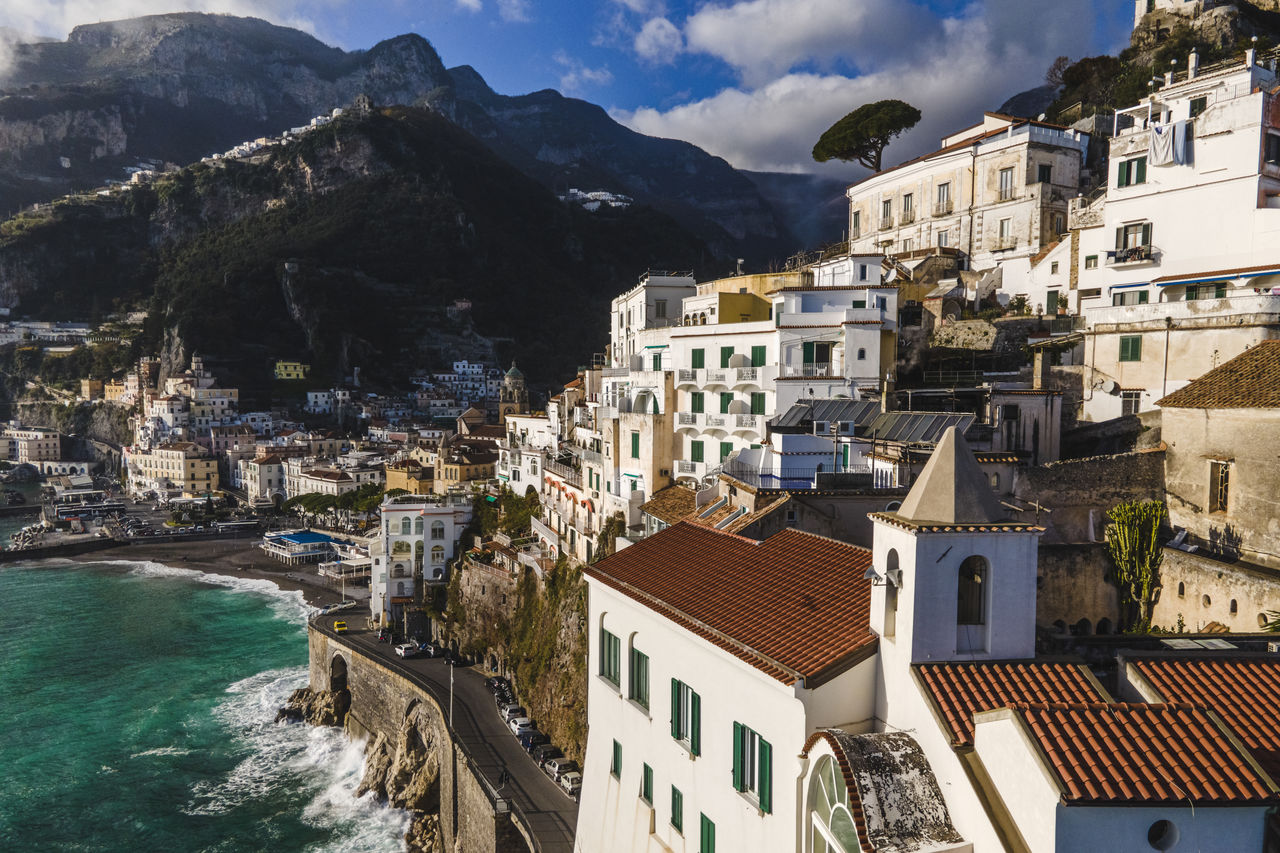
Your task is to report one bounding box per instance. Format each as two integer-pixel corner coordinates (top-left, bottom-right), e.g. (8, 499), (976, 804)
(314, 613), (577, 852)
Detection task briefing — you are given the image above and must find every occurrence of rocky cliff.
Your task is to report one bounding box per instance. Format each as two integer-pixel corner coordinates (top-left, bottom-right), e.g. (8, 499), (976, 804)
(357, 708), (447, 853)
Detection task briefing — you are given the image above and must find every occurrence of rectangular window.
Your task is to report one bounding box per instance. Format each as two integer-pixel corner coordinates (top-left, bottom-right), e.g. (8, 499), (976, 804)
(640, 763), (653, 804)
(732, 723), (773, 813)
(937, 230), (948, 248)
(690, 441), (704, 464)
(1119, 335), (1143, 362)
(720, 347), (734, 368)
(629, 647), (649, 709)
(631, 431), (641, 459)
(1112, 289), (1150, 306)
(859, 264), (869, 281)
(1038, 163), (1053, 184)
(1046, 290), (1060, 315)
(998, 218), (1011, 239)
(1267, 134), (1280, 165)
(1085, 254), (1098, 269)
(750, 392), (766, 415)
(902, 237), (914, 252)
(720, 392), (734, 414)
(671, 679), (702, 754)
(691, 349), (705, 369)
(600, 629), (621, 685)
(998, 166), (1015, 200)
(655, 299), (667, 319)
(1121, 390), (1141, 417)
(652, 353), (662, 371)
(1186, 283), (1228, 300)
(1080, 288), (1102, 299)
(690, 392), (704, 414)
(1190, 96), (1207, 118)
(671, 786), (684, 833)
(936, 181), (951, 214)
(719, 442), (733, 462)
(881, 198), (892, 219)
(1210, 460), (1230, 513)
(851, 210), (861, 236)
(611, 739), (622, 779)
(1117, 156), (1147, 187)
(750, 345), (766, 367)
(1050, 261), (1059, 275)
(958, 559), (987, 625)
(902, 192), (913, 215)
(700, 815), (716, 853)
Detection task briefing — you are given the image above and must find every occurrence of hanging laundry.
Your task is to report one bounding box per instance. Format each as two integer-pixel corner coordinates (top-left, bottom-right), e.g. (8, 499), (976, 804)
(1172, 120), (1190, 165)
(1150, 123), (1174, 166)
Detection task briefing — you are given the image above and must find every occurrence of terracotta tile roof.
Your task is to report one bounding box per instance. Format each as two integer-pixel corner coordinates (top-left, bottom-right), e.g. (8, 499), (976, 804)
(639, 485), (698, 524)
(586, 522), (877, 685)
(1000, 702), (1278, 805)
(1128, 655), (1280, 780)
(1157, 341), (1280, 409)
(683, 492), (791, 535)
(916, 661), (1104, 747)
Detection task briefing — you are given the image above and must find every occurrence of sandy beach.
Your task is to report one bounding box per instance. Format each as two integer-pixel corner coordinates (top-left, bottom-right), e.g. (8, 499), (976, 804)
(69, 538), (351, 608)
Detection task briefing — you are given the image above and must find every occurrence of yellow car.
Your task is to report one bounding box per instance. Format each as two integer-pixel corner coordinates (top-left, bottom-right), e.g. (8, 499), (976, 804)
(333, 621), (348, 633)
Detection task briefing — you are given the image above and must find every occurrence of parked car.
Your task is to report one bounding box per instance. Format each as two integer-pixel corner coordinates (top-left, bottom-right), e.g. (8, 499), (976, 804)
(419, 642), (445, 658)
(501, 704), (526, 723)
(509, 718), (535, 737)
(520, 731), (549, 751)
(545, 758), (579, 782)
(333, 621), (348, 633)
(559, 771), (582, 799)
(394, 643), (420, 658)
(532, 745), (563, 769)
(494, 691), (515, 708)
(486, 676), (510, 693)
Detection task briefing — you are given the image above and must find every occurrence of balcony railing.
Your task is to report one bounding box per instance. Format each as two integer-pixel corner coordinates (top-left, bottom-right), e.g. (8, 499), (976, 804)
(933, 200), (953, 216)
(678, 412), (698, 426)
(544, 458), (582, 489)
(703, 369), (728, 384)
(705, 415), (727, 428)
(781, 363), (835, 378)
(735, 367), (759, 384)
(900, 210), (915, 225)
(677, 369), (699, 383)
(993, 238), (1018, 251)
(676, 460), (699, 474)
(998, 188), (1017, 202)
(879, 216), (894, 230)
(721, 462), (872, 490)
(1106, 244), (1158, 266)
(734, 414), (763, 432)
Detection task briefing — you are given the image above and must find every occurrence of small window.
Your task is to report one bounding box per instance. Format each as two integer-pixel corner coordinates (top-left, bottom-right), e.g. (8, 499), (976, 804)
(1050, 261), (1059, 274)
(690, 391), (704, 413)
(1117, 156), (1148, 187)
(1148, 818), (1179, 851)
(732, 722), (772, 812)
(672, 679), (702, 754)
(902, 237), (914, 252)
(958, 556), (987, 625)
(750, 345), (766, 367)
(1209, 460), (1230, 513)
(1178, 582), (1186, 598)
(671, 786), (684, 833)
(600, 629), (621, 685)
(1267, 134), (1280, 165)
(1038, 163), (1053, 184)
(1190, 96), (1208, 118)
(937, 230), (949, 248)
(881, 198), (892, 219)
(719, 442), (733, 462)
(851, 210), (862, 235)
(719, 347), (734, 368)
(611, 739), (622, 779)
(857, 348), (866, 360)
(655, 299), (667, 319)
(1119, 335), (1142, 362)
(629, 646), (649, 709)
(631, 431), (640, 459)
(700, 814), (716, 853)
(998, 218), (1012, 239)
(1085, 254), (1098, 270)
(1122, 390), (1141, 417)
(691, 348), (705, 369)
(640, 763), (653, 804)
(653, 353), (662, 371)
(750, 392), (766, 415)
(1230, 599), (1238, 615)
(998, 166), (1015, 200)
(1202, 594), (1212, 608)
(690, 440), (704, 463)
(902, 192), (913, 214)
(858, 264), (869, 281)
(719, 392), (734, 414)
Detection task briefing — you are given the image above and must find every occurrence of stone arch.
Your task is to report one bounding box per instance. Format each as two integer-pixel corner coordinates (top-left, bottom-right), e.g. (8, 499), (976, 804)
(330, 652), (349, 693)
(1073, 617), (1092, 636)
(1096, 617), (1112, 635)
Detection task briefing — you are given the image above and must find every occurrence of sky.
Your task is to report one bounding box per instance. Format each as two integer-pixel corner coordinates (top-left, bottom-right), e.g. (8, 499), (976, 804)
(0, 0), (1135, 178)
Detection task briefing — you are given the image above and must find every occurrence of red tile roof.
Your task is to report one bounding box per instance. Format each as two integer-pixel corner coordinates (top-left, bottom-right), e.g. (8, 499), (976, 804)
(916, 661), (1104, 747)
(585, 522), (877, 685)
(1156, 341), (1280, 409)
(1002, 702), (1278, 805)
(1129, 655), (1280, 780)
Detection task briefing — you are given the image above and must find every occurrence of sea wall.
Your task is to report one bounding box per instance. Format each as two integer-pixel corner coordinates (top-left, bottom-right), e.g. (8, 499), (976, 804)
(308, 626), (532, 853)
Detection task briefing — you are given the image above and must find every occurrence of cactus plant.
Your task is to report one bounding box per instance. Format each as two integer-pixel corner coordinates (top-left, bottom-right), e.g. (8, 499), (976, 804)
(1104, 499), (1167, 633)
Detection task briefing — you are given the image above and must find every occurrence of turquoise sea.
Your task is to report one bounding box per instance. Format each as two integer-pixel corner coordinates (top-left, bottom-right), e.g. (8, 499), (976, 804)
(0, 559), (407, 852)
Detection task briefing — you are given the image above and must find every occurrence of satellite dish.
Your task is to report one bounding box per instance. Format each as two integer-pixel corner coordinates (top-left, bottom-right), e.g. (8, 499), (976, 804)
(1100, 379), (1118, 394)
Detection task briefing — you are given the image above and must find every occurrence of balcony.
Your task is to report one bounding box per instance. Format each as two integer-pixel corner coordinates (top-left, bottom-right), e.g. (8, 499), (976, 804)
(993, 238), (1018, 252)
(1085, 292), (1280, 332)
(734, 414), (764, 433)
(933, 200), (953, 217)
(781, 363), (835, 378)
(998, 188), (1017, 202)
(734, 367), (759, 386)
(544, 458), (582, 489)
(1106, 245), (1159, 267)
(879, 216), (894, 231)
(721, 461), (873, 490)
(677, 412), (699, 427)
(676, 460), (701, 476)
(677, 369), (699, 385)
(703, 369), (728, 386)
(899, 210), (915, 225)
(704, 414), (728, 429)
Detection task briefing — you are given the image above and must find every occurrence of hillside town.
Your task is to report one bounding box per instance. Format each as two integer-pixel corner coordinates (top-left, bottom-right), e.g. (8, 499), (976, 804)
(5, 5), (1280, 853)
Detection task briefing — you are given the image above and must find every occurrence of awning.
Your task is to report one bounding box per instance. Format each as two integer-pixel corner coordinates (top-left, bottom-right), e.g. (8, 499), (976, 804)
(583, 499), (595, 513)
(643, 344), (670, 349)
(1108, 281), (1150, 291)
(1154, 264), (1280, 287)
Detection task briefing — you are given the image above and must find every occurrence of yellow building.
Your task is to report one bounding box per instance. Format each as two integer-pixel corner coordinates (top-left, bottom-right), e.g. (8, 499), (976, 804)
(80, 379), (104, 401)
(385, 459), (434, 495)
(127, 441), (219, 497)
(275, 361), (311, 380)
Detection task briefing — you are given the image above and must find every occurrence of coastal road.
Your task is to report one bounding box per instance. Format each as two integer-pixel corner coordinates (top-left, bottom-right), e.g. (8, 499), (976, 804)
(313, 613), (578, 852)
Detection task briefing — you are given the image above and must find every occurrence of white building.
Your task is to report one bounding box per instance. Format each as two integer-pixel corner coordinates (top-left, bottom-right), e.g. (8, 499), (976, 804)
(370, 493), (473, 627)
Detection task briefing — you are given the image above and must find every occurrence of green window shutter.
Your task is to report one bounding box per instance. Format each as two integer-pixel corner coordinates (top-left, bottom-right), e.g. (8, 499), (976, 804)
(1138, 290), (1149, 304)
(720, 442), (733, 462)
(700, 814), (715, 853)
(671, 679), (680, 739)
(691, 392), (704, 413)
(691, 441), (704, 463)
(612, 739), (622, 778)
(720, 392), (733, 413)
(1136, 156), (1147, 184)
(690, 691), (701, 755)
(758, 739), (773, 814)
(750, 393), (765, 415)
(691, 348), (705, 369)
(720, 347), (734, 368)
(1117, 160), (1128, 187)
(1141, 221), (1152, 246)
(1215, 283), (1227, 298)
(672, 787), (683, 832)
(631, 431), (640, 459)
(642, 763), (653, 802)
(751, 345), (766, 367)
(732, 721), (743, 791)
(802, 341), (815, 364)
(653, 353), (662, 371)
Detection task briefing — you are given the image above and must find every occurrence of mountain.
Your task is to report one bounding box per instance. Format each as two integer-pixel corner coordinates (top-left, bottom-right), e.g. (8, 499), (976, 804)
(0, 106), (715, 396)
(0, 13), (836, 264)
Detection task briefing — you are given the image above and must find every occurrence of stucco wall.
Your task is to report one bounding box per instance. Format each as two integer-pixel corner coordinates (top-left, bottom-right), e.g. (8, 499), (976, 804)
(1150, 547), (1280, 633)
(1012, 449), (1165, 544)
(1036, 544), (1122, 635)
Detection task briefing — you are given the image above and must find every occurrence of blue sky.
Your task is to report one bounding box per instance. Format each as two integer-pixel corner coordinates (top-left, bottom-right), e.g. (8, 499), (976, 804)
(3, 1), (1135, 176)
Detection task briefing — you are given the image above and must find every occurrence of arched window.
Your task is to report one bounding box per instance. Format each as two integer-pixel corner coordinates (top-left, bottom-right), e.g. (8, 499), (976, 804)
(431, 520), (445, 540)
(414, 541), (424, 569)
(808, 755), (858, 853)
(1096, 618), (1112, 635)
(1073, 618), (1092, 636)
(883, 549), (899, 639)
(957, 556), (987, 625)
(414, 517), (423, 535)
(1230, 599), (1238, 615)
(396, 581), (405, 596)
(990, 473), (1001, 489)
(1177, 582), (1185, 598)
(432, 546), (445, 564)
(400, 516), (411, 535)
(857, 348), (866, 360)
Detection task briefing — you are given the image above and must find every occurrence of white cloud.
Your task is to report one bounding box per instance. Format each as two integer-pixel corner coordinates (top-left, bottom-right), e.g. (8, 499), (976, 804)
(496, 0), (531, 23)
(619, 0), (1121, 175)
(456, 0), (482, 12)
(633, 17), (682, 64)
(554, 50), (613, 96)
(610, 0), (664, 13)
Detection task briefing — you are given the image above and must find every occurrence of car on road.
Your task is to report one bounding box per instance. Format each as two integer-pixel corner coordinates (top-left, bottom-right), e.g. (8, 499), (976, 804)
(394, 643), (420, 658)
(559, 771), (581, 799)
(519, 730), (549, 751)
(321, 600), (358, 615)
(532, 745), (562, 769)
(507, 716), (533, 734)
(333, 621), (348, 633)
(501, 704), (526, 723)
(495, 691), (515, 708)
(485, 676), (511, 693)
(545, 757), (579, 782)
(419, 642), (445, 658)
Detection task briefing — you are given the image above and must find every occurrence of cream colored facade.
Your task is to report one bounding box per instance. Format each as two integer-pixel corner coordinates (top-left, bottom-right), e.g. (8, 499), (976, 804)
(127, 441), (219, 496)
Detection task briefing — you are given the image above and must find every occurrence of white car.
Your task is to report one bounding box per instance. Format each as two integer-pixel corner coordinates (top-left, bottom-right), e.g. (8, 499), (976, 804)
(394, 643), (420, 658)
(508, 716), (533, 735)
(559, 771), (582, 799)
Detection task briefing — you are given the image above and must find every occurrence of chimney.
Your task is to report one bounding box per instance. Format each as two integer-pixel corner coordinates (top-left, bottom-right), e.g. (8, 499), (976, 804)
(881, 372), (896, 414)
(1188, 49), (1199, 80)
(1033, 350), (1051, 391)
